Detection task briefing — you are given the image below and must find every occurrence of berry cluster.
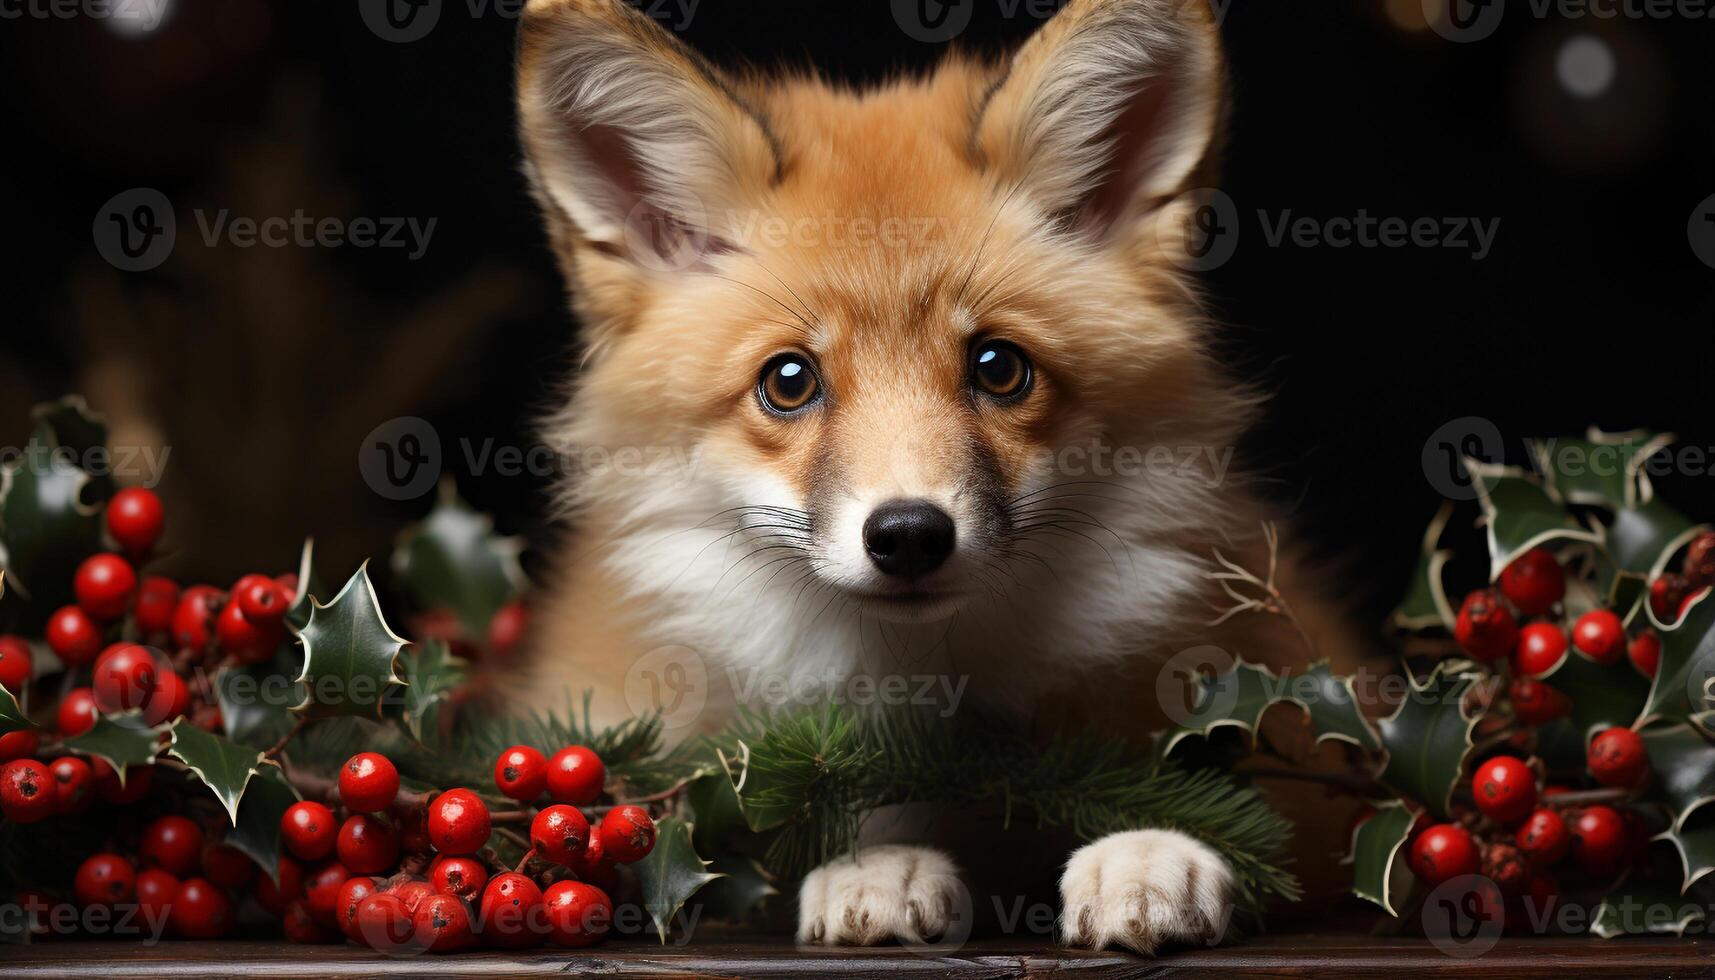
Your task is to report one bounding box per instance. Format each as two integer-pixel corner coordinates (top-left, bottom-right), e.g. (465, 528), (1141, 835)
(262, 744), (653, 951)
(1398, 534), (1715, 919)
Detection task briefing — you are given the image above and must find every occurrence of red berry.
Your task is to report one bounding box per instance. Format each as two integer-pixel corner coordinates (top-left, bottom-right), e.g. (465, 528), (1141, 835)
(171, 585), (223, 652)
(355, 892), (415, 952)
(1472, 756), (1538, 825)
(1512, 623), (1569, 677)
(134, 577), (181, 636)
(142, 665), (191, 727)
(140, 814), (205, 875)
(428, 788), (491, 855)
(255, 855), (305, 917)
(49, 756), (93, 814)
(335, 875), (382, 939)
(337, 814), (400, 874)
(135, 867), (179, 924)
(1570, 609), (1626, 665)
(600, 804), (657, 864)
(1454, 589), (1518, 662)
(93, 642), (159, 713)
(46, 606), (103, 667)
(1483, 841), (1529, 894)
(106, 487), (165, 558)
(57, 687), (99, 737)
(1588, 727), (1649, 788)
(304, 861), (351, 927)
(0, 635), (33, 693)
(1629, 630), (1662, 678)
(202, 843), (256, 889)
(1686, 531), (1715, 589)
(1516, 807), (1570, 864)
(170, 877), (234, 939)
(92, 758), (152, 804)
(571, 829), (620, 893)
(479, 872), (543, 947)
(281, 801), (338, 861)
(1651, 574), (1692, 622)
(546, 745), (605, 805)
(1500, 548), (1565, 616)
(215, 600), (282, 664)
(339, 752), (400, 813)
(1410, 823), (1479, 885)
(1508, 677), (1568, 726)
(488, 601), (528, 658)
(0, 759), (56, 823)
(74, 853), (137, 906)
(531, 805), (591, 866)
(542, 880), (613, 947)
(1571, 805), (1628, 875)
(413, 892), (477, 952)
(429, 854), (487, 901)
(494, 745), (548, 800)
(390, 878), (436, 916)
(282, 899), (336, 944)
(234, 573), (290, 627)
(75, 554), (138, 621)
(0, 730), (39, 763)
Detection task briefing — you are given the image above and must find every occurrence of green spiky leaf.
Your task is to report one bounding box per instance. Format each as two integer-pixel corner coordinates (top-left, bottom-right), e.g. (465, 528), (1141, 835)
(1532, 430), (1672, 512)
(392, 482), (527, 637)
(0, 687), (32, 735)
(0, 430), (104, 604)
(1152, 660), (1282, 765)
(1542, 648), (1650, 741)
(1284, 661), (1383, 751)
(697, 855), (778, 921)
(213, 646), (302, 749)
(1641, 725), (1715, 833)
(168, 722), (265, 825)
(1639, 592), (1715, 725)
(396, 640), (464, 742)
(1389, 503), (1455, 632)
(284, 538), (323, 632)
(1376, 664), (1481, 816)
(62, 713), (165, 783)
(1609, 500), (1704, 579)
(632, 816), (722, 944)
(1349, 801), (1416, 916)
(292, 563), (408, 719)
(223, 764), (300, 884)
(1591, 875), (1710, 938)
(1469, 464), (1600, 580)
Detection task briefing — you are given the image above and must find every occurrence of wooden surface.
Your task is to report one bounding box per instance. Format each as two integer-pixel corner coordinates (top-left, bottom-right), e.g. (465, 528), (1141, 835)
(2, 934), (1710, 978)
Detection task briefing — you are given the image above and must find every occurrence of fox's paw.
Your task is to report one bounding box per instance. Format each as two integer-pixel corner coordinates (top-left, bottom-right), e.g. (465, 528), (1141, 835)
(1059, 829), (1234, 955)
(796, 845), (962, 946)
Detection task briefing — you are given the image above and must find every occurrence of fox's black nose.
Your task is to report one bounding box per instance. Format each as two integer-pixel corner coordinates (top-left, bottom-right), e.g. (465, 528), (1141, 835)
(863, 500), (955, 579)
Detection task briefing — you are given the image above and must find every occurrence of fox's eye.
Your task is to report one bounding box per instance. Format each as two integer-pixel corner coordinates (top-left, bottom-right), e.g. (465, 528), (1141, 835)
(759, 354), (821, 415)
(970, 340), (1031, 401)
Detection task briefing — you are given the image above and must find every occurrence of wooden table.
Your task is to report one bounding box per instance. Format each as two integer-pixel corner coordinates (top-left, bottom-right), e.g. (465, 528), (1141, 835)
(4, 934), (1710, 978)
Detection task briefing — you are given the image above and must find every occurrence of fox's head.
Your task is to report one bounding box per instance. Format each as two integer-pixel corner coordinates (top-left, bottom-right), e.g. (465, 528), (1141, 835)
(518, 0), (1255, 698)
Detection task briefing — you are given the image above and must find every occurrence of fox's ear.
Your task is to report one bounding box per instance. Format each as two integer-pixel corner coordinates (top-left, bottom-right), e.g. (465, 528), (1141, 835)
(516, 0), (779, 270)
(974, 0), (1225, 241)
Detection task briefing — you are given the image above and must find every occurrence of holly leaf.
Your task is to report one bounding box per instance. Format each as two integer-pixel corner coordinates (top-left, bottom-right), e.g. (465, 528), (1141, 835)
(213, 650), (302, 750)
(1376, 664), (1481, 816)
(1152, 659), (1283, 766)
(696, 856), (778, 922)
(687, 770), (747, 854)
(1349, 801), (1416, 916)
(291, 563), (408, 719)
(1532, 430), (1673, 512)
(1282, 661), (1383, 751)
(632, 815), (723, 944)
(1591, 875), (1709, 937)
(1468, 463), (1600, 580)
(1389, 502), (1456, 633)
(1639, 591), (1715, 726)
(1534, 717), (1589, 776)
(391, 482), (527, 637)
(1541, 648), (1650, 741)
(1609, 500), (1704, 579)
(1660, 812), (1715, 897)
(284, 538), (323, 632)
(0, 687), (32, 735)
(168, 721), (265, 825)
(1640, 725), (1715, 833)
(223, 764), (300, 884)
(0, 430), (104, 603)
(62, 712), (165, 784)
(396, 640), (464, 742)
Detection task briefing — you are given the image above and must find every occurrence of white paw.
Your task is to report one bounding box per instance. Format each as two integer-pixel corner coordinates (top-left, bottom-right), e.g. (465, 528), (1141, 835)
(1059, 829), (1235, 955)
(796, 845), (964, 946)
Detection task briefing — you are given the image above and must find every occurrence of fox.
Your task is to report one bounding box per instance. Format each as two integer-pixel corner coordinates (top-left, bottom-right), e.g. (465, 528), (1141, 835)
(512, 0), (1365, 955)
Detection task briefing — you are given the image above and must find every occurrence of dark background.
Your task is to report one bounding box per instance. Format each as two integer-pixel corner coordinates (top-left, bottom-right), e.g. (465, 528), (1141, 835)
(3, 0), (1713, 626)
